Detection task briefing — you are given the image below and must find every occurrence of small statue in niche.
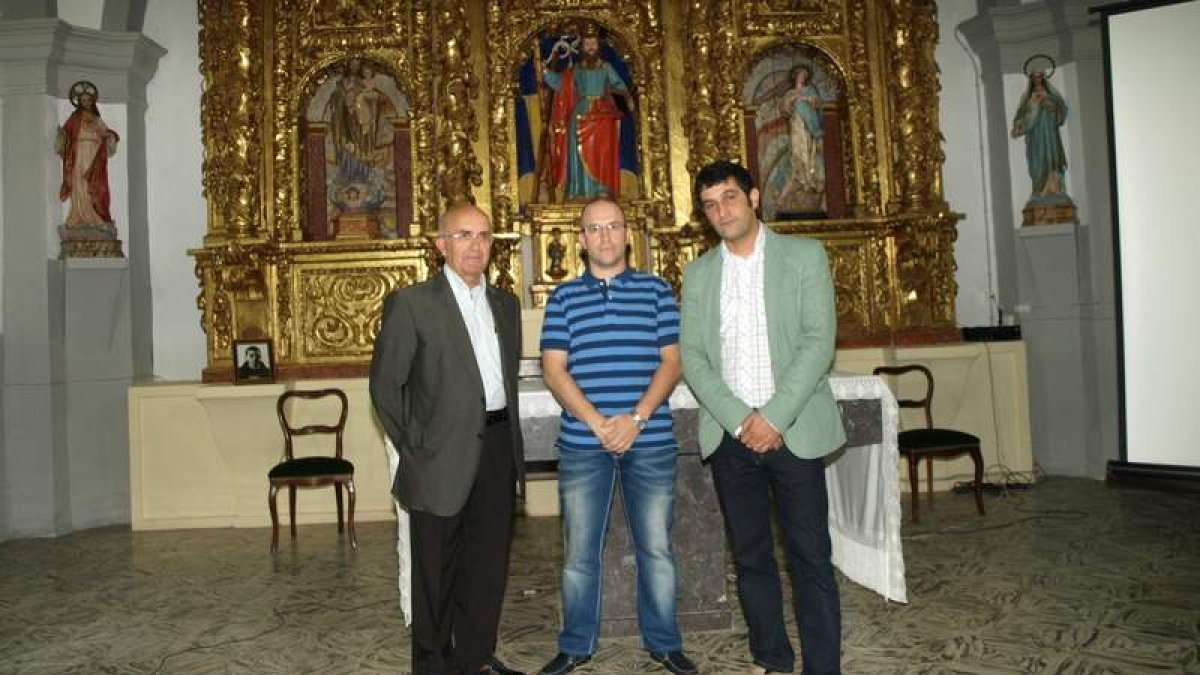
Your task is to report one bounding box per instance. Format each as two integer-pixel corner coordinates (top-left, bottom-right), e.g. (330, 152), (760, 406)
(1011, 55), (1077, 225)
(546, 227), (568, 279)
(748, 49), (837, 220)
(308, 57), (408, 239)
(775, 64), (825, 206)
(57, 81), (122, 255)
(522, 22), (639, 206)
(331, 183), (384, 239)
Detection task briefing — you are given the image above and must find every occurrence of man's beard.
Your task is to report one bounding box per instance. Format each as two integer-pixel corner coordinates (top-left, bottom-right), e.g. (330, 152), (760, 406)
(581, 53), (600, 67)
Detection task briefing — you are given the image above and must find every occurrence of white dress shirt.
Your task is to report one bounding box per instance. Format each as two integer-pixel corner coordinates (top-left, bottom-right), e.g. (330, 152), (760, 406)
(719, 224), (775, 409)
(445, 268), (506, 411)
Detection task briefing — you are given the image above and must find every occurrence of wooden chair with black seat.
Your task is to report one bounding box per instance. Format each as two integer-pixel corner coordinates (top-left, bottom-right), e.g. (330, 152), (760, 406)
(269, 388), (357, 552)
(872, 364), (986, 523)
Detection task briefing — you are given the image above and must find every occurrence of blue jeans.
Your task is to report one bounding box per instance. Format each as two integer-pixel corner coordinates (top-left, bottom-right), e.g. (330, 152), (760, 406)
(556, 445), (683, 656)
(709, 433), (842, 675)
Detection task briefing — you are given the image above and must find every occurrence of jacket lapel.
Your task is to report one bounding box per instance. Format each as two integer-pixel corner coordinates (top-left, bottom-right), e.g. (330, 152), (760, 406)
(433, 272), (485, 395)
(762, 226), (784, 372)
(486, 287), (517, 388)
(704, 251), (723, 358)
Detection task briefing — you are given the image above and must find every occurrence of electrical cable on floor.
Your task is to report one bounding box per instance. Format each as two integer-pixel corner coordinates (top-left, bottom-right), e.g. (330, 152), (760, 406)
(901, 503), (1088, 540)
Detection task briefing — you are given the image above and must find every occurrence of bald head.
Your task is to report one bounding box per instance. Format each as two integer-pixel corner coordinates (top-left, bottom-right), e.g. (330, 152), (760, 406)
(578, 197), (628, 277)
(437, 202), (490, 236)
(436, 203), (494, 287)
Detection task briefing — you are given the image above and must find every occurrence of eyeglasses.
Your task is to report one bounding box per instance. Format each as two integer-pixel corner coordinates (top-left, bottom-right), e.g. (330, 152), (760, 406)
(581, 221), (627, 235)
(443, 230), (493, 243)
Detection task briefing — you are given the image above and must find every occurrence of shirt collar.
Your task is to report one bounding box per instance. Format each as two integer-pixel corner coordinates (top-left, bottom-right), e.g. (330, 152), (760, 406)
(444, 266), (487, 301)
(580, 266), (633, 288)
(721, 222), (766, 264)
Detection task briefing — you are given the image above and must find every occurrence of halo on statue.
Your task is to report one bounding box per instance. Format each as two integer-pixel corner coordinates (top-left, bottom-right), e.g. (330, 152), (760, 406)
(68, 80), (99, 109)
(1022, 54), (1056, 79)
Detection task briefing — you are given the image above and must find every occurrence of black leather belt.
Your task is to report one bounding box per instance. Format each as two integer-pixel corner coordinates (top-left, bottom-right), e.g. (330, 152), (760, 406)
(485, 407), (509, 426)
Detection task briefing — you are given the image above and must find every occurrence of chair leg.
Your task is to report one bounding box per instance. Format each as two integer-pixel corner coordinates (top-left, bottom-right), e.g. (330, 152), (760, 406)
(970, 447), (987, 516)
(288, 485), (297, 540)
(926, 457), (935, 504)
(335, 483), (345, 533)
(906, 453), (921, 523)
(269, 484), (280, 553)
(346, 479), (358, 550)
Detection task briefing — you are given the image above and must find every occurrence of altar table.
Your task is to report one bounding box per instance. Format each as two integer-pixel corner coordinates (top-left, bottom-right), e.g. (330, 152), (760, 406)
(387, 373), (905, 627)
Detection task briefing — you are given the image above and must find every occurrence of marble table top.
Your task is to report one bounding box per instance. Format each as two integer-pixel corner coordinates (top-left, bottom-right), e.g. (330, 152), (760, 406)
(517, 374), (884, 463)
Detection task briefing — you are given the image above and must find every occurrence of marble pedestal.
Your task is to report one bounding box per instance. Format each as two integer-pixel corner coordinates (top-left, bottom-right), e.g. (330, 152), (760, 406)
(599, 447), (732, 636)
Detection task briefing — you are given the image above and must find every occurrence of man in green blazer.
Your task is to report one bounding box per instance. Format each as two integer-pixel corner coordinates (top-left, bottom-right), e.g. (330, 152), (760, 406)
(681, 161), (845, 675)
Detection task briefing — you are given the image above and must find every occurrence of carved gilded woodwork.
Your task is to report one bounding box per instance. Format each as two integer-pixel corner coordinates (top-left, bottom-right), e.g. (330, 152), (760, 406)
(482, 1), (672, 295)
(193, 0), (959, 381)
(678, 0), (958, 341)
(434, 1), (485, 208)
(292, 254), (423, 361)
(194, 0), (466, 381)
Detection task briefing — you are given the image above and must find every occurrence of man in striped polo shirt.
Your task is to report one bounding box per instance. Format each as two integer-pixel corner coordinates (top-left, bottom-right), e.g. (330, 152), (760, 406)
(537, 198), (698, 675)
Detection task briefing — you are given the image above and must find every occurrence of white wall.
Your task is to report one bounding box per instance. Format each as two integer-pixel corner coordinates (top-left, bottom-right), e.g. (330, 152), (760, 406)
(0, 102), (4, 331)
(56, 0), (102, 30)
(937, 1), (993, 328)
(143, 2), (207, 381)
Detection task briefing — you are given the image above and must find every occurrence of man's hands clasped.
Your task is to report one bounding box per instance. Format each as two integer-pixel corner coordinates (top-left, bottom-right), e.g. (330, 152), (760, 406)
(740, 410), (783, 454)
(589, 413), (643, 455)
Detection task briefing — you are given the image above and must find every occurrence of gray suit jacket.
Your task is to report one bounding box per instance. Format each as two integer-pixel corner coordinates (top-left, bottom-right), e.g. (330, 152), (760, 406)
(369, 271), (525, 516)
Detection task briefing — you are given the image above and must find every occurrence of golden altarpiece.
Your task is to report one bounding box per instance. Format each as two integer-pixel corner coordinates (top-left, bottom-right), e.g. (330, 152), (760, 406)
(193, 0), (958, 382)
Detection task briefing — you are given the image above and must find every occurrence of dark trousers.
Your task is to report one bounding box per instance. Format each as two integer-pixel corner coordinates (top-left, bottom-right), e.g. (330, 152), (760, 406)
(709, 433), (841, 675)
(409, 420), (516, 675)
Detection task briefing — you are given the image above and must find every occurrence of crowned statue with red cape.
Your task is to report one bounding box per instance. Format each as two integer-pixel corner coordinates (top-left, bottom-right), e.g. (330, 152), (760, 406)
(541, 25), (633, 201)
(56, 81), (122, 256)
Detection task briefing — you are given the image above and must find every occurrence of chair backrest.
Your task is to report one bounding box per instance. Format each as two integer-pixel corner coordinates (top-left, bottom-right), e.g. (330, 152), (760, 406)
(872, 364), (934, 429)
(276, 388), (349, 461)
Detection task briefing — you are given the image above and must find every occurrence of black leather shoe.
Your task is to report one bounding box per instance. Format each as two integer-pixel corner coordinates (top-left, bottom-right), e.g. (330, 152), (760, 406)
(537, 652), (591, 675)
(649, 650), (699, 675)
(478, 655), (525, 675)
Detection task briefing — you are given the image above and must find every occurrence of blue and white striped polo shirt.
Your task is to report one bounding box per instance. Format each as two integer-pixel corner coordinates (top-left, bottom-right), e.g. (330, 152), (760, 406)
(540, 268), (680, 452)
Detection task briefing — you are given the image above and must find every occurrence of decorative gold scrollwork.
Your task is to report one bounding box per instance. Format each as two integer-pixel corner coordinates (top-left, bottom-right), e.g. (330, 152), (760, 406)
(193, 0), (960, 380)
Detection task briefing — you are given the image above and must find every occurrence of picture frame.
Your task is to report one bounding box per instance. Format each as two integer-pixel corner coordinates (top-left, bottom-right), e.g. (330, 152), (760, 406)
(232, 339), (275, 384)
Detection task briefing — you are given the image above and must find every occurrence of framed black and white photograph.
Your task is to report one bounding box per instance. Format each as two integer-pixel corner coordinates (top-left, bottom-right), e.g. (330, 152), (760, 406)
(232, 339), (274, 384)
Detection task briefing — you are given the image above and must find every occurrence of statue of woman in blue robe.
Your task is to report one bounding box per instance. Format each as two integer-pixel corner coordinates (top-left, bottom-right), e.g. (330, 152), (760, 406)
(1011, 71), (1068, 197)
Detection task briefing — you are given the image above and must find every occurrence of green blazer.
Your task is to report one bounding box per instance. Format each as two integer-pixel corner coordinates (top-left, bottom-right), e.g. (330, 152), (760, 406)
(681, 225), (845, 460)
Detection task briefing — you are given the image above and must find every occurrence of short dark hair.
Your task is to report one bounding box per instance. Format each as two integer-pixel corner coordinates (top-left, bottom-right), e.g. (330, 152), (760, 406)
(693, 160), (754, 207)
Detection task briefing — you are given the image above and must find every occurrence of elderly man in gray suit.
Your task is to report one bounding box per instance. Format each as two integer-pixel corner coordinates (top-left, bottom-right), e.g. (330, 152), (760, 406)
(370, 203), (526, 675)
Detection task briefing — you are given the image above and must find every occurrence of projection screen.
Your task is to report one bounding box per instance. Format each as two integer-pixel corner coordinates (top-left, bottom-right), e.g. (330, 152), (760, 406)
(1104, 0), (1200, 468)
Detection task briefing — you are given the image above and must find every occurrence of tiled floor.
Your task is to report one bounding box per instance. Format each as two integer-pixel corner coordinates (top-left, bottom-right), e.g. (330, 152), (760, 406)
(2, 478), (1198, 674)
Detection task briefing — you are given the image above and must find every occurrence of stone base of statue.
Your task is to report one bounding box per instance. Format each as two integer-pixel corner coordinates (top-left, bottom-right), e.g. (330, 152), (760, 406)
(334, 212), (381, 239)
(58, 223), (124, 259)
(1022, 193), (1077, 226)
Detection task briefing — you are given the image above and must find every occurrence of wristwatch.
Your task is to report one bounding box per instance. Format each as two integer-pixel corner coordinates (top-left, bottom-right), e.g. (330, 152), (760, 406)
(631, 412), (647, 431)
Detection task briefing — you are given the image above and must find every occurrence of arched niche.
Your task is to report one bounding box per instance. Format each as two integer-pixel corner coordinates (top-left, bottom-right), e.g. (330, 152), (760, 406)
(299, 56), (413, 241)
(742, 43), (850, 221)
